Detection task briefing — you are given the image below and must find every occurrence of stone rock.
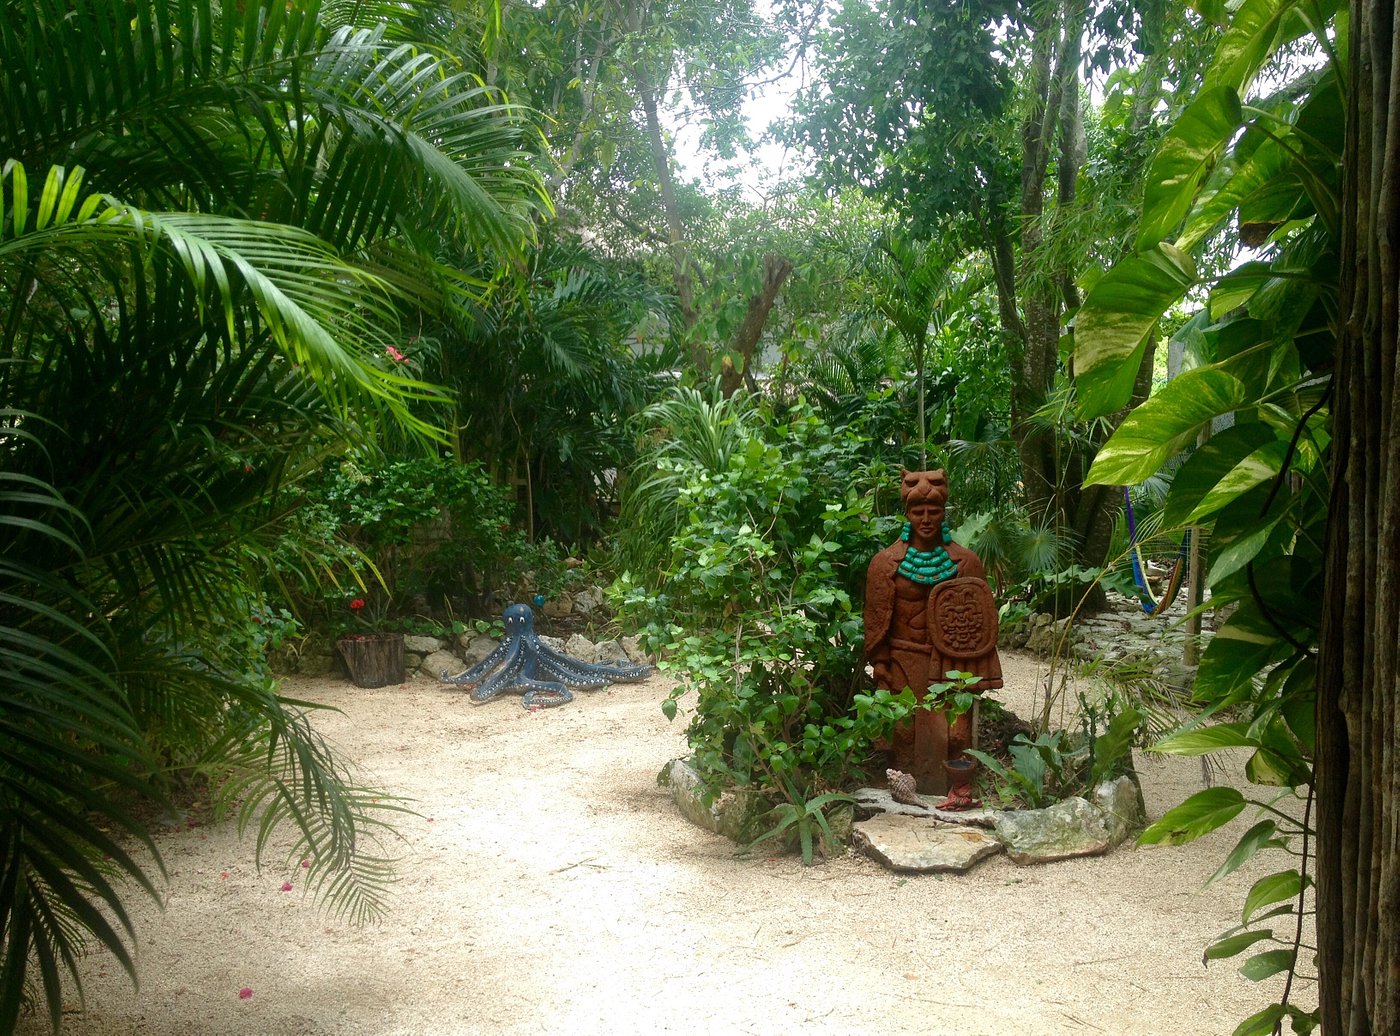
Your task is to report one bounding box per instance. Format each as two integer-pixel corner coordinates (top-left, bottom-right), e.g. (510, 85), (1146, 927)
(456, 634), (498, 667)
(541, 593), (573, 618)
(620, 635), (653, 664)
(853, 814), (1003, 873)
(593, 638), (631, 666)
(665, 758), (769, 844)
(295, 650), (337, 678)
(404, 651), (426, 671)
(403, 634), (444, 655)
(424, 649), (463, 679)
(1093, 775), (1147, 846)
(993, 797), (1111, 865)
(563, 633), (598, 663)
(572, 587), (606, 615)
(852, 787), (997, 828)
(538, 635), (566, 654)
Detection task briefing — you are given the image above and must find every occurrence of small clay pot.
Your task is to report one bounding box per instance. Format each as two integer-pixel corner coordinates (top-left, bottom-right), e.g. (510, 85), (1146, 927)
(944, 755), (978, 789)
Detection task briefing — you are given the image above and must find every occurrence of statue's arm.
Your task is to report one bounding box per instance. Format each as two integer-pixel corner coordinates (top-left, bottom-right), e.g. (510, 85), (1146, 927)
(863, 548), (898, 686)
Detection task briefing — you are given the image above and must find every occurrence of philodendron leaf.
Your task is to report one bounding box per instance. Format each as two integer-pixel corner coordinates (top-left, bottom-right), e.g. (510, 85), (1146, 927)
(1139, 787), (1247, 846)
(1244, 869), (1307, 924)
(1085, 367), (1249, 485)
(1154, 721), (1259, 756)
(1208, 819), (1282, 885)
(1232, 1003), (1287, 1036)
(1195, 602), (1299, 705)
(1138, 86), (1244, 249)
(1205, 0), (1340, 98)
(1205, 928), (1275, 960)
(1074, 243), (1197, 418)
(1161, 423), (1277, 528)
(1183, 441), (1289, 525)
(1239, 948), (1296, 981)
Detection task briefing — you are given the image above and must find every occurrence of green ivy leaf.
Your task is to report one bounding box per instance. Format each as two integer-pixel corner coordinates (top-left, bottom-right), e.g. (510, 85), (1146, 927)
(1138, 86), (1244, 249)
(1161, 423), (1278, 527)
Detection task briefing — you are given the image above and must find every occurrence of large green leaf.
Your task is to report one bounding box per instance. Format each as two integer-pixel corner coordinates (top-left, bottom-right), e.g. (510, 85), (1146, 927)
(1204, 0), (1338, 97)
(1139, 787), (1247, 846)
(1179, 133), (1302, 251)
(1243, 869), (1306, 923)
(1085, 367), (1248, 485)
(1138, 86), (1243, 249)
(1073, 244), (1198, 419)
(1161, 423), (1278, 527)
(1195, 601), (1301, 705)
(1155, 722), (1259, 756)
(1208, 819), (1283, 885)
(1183, 441), (1288, 525)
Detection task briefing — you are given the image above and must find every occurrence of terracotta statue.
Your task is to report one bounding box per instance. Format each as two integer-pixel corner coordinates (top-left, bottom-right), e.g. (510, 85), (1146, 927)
(864, 470), (1002, 796)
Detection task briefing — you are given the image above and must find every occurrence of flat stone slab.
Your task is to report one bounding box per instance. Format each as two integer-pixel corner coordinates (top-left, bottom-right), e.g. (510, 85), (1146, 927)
(853, 814), (1003, 873)
(853, 787), (998, 828)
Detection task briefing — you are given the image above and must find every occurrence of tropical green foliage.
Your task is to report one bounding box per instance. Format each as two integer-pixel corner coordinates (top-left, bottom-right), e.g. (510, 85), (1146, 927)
(295, 456), (536, 625)
(613, 402), (907, 830)
(1072, 1), (1340, 1028)
(435, 231), (672, 544)
(0, 0), (544, 1026)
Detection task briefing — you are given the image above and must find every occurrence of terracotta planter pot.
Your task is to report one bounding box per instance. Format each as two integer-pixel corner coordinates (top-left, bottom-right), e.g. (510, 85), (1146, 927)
(336, 632), (406, 688)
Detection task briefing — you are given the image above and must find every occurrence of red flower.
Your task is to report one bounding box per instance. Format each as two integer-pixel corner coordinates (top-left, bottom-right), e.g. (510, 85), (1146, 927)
(385, 345), (407, 363)
(350, 598), (366, 611)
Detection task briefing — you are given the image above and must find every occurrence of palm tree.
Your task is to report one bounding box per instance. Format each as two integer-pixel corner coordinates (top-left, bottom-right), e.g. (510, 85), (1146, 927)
(0, 0), (545, 1028)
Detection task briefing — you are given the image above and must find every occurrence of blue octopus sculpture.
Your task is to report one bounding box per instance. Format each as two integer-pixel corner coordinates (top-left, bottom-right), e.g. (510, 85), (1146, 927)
(441, 603), (651, 708)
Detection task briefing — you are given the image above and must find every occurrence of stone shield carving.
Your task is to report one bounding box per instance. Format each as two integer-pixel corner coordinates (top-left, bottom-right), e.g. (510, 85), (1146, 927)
(927, 577), (999, 657)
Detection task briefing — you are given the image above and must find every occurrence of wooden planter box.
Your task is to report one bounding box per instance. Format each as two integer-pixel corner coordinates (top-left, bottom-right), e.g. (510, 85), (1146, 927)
(336, 632), (406, 688)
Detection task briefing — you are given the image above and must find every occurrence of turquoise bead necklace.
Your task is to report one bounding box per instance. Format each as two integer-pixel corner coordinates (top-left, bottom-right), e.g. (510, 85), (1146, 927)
(897, 521), (957, 585)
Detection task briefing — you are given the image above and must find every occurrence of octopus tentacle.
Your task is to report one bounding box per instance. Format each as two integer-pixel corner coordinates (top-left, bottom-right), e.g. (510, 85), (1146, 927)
(518, 679), (573, 709)
(534, 643), (650, 685)
(469, 650), (528, 703)
(441, 639), (515, 685)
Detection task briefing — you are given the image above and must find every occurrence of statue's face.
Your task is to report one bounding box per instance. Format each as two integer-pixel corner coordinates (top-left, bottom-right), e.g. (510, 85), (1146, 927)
(906, 501), (945, 544)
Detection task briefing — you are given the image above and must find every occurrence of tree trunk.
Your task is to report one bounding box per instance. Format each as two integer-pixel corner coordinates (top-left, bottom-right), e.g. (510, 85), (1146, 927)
(719, 253), (792, 397)
(1316, 2), (1400, 1031)
(633, 57), (701, 370)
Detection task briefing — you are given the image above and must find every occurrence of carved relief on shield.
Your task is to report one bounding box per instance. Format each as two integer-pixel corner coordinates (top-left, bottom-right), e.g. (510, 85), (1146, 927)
(927, 577), (999, 657)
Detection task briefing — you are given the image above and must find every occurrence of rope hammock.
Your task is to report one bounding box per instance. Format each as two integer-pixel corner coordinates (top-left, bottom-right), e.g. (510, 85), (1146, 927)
(1122, 486), (1191, 616)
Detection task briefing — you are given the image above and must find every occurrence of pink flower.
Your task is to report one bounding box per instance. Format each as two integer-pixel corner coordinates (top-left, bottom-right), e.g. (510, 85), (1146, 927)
(301, 858), (311, 869)
(280, 881), (293, 892)
(239, 987), (254, 999)
(385, 345), (407, 363)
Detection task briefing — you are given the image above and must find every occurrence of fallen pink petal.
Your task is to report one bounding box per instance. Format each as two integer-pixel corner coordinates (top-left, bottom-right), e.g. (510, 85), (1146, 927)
(238, 988), (253, 1000)
(280, 881), (293, 892)
(300, 859), (310, 868)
